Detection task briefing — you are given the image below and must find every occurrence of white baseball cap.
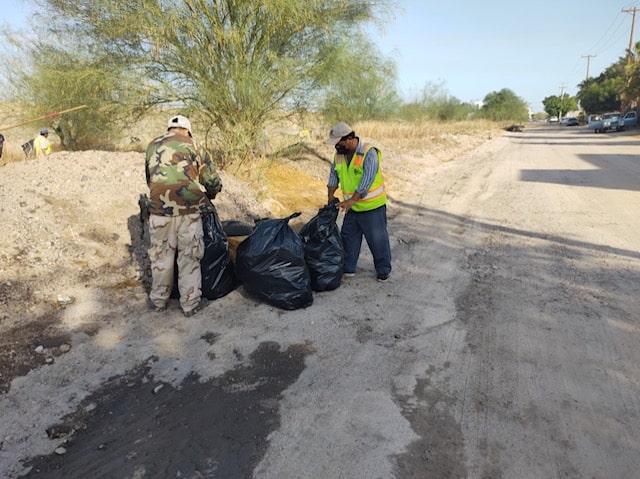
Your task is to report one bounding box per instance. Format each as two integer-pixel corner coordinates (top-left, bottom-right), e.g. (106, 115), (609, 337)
(167, 115), (192, 133)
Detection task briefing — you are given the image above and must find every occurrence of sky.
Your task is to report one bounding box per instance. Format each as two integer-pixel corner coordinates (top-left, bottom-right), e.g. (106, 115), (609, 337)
(370, 0), (640, 112)
(2, 0), (639, 113)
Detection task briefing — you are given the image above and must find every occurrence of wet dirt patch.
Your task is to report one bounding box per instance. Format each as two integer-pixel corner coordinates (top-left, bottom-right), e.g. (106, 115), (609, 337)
(0, 312), (70, 394)
(23, 341), (314, 478)
(0, 278), (33, 306)
(392, 375), (466, 479)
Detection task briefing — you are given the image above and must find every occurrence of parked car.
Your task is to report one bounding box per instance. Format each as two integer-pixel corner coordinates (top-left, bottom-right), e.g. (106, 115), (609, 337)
(623, 110), (638, 128)
(564, 118), (580, 126)
(588, 111), (637, 133)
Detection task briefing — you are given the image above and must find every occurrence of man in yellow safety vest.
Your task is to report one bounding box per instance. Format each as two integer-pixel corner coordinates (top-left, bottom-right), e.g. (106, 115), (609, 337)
(326, 122), (392, 282)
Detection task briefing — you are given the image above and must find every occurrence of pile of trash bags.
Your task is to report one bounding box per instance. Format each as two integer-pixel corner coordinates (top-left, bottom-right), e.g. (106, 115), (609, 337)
(140, 196), (344, 311)
(235, 201), (343, 310)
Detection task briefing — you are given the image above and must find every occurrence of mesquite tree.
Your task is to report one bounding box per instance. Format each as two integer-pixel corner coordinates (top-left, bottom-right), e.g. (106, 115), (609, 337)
(30, 0), (395, 160)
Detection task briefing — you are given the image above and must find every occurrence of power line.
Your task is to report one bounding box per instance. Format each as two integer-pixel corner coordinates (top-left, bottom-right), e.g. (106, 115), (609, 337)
(587, 12), (626, 54)
(594, 17), (628, 56)
(561, 3), (640, 95)
(563, 10), (627, 87)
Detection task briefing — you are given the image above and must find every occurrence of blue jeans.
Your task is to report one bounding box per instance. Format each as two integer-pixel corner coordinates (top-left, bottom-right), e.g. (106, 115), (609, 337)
(341, 205), (392, 276)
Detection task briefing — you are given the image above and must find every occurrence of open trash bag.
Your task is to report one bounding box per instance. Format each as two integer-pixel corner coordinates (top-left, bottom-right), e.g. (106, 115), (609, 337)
(235, 212), (313, 310)
(300, 200), (344, 291)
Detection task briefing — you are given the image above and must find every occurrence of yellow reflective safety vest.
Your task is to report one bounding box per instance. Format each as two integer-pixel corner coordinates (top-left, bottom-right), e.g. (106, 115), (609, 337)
(334, 142), (386, 212)
(34, 135), (51, 158)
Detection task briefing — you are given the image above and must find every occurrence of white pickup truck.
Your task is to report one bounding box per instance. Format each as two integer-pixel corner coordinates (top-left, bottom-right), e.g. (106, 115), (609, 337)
(588, 111), (638, 133)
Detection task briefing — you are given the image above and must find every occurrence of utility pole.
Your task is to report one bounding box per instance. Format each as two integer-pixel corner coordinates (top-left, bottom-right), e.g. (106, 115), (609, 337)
(559, 83), (567, 120)
(582, 54), (596, 80)
(623, 7), (638, 63)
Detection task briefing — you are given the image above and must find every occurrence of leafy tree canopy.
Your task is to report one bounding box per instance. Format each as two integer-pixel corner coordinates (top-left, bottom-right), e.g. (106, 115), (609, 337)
(577, 55), (628, 114)
(9, 0), (396, 159)
(542, 95), (578, 120)
(319, 31), (401, 124)
(2, 33), (149, 149)
(397, 81), (475, 122)
(621, 42), (640, 111)
(480, 88), (529, 122)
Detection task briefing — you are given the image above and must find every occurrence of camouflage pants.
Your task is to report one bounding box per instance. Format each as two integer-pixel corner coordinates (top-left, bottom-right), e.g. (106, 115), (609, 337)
(148, 213), (204, 312)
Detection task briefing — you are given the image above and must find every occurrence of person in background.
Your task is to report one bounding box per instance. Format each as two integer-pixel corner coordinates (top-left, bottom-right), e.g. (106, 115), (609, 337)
(34, 128), (51, 158)
(326, 122), (392, 282)
(145, 115), (222, 317)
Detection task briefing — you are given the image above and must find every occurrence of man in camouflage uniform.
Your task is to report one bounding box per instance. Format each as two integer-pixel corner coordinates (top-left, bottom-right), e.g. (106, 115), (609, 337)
(145, 115), (222, 317)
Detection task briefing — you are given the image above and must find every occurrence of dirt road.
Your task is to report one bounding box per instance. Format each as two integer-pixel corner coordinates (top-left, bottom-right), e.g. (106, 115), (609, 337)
(1, 124), (640, 478)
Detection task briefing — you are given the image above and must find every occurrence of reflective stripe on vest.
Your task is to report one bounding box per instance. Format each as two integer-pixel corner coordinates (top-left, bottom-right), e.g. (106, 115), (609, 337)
(334, 142), (386, 212)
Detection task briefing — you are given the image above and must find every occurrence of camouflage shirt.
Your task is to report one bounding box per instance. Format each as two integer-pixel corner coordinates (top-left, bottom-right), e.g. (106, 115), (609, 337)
(145, 131), (222, 216)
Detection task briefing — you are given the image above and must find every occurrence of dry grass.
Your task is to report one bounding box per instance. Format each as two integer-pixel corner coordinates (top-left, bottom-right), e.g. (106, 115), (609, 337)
(353, 119), (501, 156)
(232, 118), (501, 218)
(357, 118), (499, 140)
(1, 100), (500, 167)
(0, 110), (500, 209)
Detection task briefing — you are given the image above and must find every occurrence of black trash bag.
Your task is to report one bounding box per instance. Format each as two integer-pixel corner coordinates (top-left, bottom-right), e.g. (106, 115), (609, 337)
(300, 200), (344, 291)
(170, 209), (237, 300)
(235, 212), (313, 310)
(200, 209), (237, 299)
(221, 220), (254, 237)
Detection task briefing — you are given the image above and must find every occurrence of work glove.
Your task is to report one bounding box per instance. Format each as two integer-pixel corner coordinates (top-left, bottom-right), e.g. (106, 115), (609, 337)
(205, 176), (222, 199)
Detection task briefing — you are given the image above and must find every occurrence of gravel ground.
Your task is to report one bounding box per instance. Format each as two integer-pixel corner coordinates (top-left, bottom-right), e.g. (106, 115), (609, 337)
(0, 130), (501, 478)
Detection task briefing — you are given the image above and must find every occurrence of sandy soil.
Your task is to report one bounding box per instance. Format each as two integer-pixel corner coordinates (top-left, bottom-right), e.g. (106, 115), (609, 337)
(1, 124), (640, 478)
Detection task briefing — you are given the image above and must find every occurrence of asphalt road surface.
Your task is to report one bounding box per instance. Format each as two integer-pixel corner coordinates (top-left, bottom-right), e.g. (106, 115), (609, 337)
(5, 124), (640, 478)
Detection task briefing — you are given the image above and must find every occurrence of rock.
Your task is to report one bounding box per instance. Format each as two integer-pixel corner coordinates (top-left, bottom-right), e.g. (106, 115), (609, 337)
(34, 345), (44, 354)
(46, 425), (72, 439)
(54, 446), (67, 455)
(152, 384), (164, 394)
(59, 344), (71, 353)
(57, 294), (74, 305)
